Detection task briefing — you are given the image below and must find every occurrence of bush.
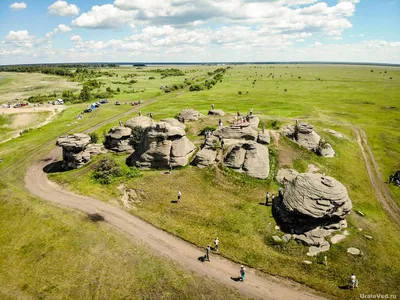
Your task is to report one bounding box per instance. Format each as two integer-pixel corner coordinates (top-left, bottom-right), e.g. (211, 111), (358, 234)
(149, 76), (155, 80)
(93, 158), (123, 184)
(129, 126), (145, 149)
(89, 132), (99, 144)
(199, 126), (217, 136)
(271, 120), (281, 129)
(238, 91), (242, 95)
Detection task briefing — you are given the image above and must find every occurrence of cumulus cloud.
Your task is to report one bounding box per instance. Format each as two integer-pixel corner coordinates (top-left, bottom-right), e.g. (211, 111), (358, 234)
(45, 24), (72, 39)
(9, 2), (27, 11)
(72, 4), (136, 29)
(70, 35), (82, 42)
(48, 1), (79, 16)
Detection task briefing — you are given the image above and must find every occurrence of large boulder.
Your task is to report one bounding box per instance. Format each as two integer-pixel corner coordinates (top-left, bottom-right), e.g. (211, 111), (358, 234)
(177, 109), (203, 122)
(56, 134), (92, 169)
(273, 172), (352, 233)
(128, 122), (196, 168)
(213, 123), (258, 141)
(125, 116), (154, 130)
(257, 131), (270, 145)
(208, 109), (225, 117)
(160, 118), (185, 129)
(223, 141), (269, 179)
(104, 127), (134, 153)
(276, 168), (299, 184)
(317, 141), (335, 158)
(193, 148), (217, 168)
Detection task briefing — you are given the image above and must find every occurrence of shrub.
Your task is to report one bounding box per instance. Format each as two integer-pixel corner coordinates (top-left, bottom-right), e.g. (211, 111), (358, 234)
(89, 132), (99, 143)
(271, 120), (280, 129)
(238, 91), (242, 95)
(117, 87), (120, 93)
(129, 126), (145, 149)
(149, 76), (155, 80)
(93, 158), (123, 184)
(199, 126), (217, 136)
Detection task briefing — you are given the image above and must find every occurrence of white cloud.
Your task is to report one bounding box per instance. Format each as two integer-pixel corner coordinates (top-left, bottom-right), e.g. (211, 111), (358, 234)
(45, 24), (72, 39)
(4, 30), (33, 42)
(339, 0), (360, 3)
(9, 2), (27, 11)
(70, 35), (82, 42)
(72, 4), (136, 29)
(48, 1), (79, 16)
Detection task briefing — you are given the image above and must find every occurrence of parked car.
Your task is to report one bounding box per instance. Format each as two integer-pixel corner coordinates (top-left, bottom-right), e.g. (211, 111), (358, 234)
(83, 108), (92, 113)
(94, 103), (100, 108)
(99, 99), (109, 104)
(115, 101), (120, 106)
(14, 103), (21, 108)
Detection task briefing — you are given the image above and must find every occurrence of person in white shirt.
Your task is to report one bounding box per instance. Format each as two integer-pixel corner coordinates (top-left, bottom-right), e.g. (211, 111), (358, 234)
(177, 190), (181, 202)
(349, 274), (358, 289)
(214, 237), (219, 252)
(240, 265), (246, 282)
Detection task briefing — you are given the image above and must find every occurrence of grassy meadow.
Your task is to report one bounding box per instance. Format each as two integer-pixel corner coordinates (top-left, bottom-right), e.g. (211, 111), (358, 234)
(1, 64), (399, 299)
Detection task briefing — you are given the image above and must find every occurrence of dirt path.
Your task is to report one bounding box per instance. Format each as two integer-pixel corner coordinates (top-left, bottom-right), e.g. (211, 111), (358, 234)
(25, 148), (325, 300)
(353, 127), (400, 227)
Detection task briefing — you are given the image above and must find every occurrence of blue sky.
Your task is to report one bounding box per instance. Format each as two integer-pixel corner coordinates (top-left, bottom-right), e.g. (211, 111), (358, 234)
(0, 0), (399, 64)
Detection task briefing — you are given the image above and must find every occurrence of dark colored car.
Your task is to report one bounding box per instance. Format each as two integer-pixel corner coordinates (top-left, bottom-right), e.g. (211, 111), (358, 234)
(84, 108), (92, 113)
(115, 101), (120, 105)
(99, 99), (108, 104)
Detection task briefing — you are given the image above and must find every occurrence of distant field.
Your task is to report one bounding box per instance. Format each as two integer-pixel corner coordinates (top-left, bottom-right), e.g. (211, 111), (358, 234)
(0, 64), (399, 299)
(0, 72), (80, 104)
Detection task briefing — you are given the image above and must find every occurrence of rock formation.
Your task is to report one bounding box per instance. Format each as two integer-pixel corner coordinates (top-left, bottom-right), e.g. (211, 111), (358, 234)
(213, 123), (258, 141)
(177, 109), (203, 122)
(104, 126), (134, 153)
(274, 172), (352, 232)
(257, 131), (271, 145)
(282, 122), (335, 157)
(160, 118), (185, 129)
(223, 141), (269, 179)
(208, 109), (225, 116)
(56, 133), (106, 169)
(127, 122), (196, 168)
(125, 116), (154, 130)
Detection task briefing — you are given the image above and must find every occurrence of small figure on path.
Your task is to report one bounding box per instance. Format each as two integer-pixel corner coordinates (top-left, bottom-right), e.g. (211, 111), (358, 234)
(240, 265), (246, 282)
(138, 111), (141, 116)
(214, 237), (219, 252)
(265, 192), (270, 206)
(205, 245), (211, 261)
(177, 190), (181, 202)
(211, 104), (215, 110)
(349, 274), (359, 289)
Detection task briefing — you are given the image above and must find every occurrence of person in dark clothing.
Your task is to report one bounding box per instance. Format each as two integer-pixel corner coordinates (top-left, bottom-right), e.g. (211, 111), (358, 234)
(265, 192), (270, 206)
(205, 245), (211, 261)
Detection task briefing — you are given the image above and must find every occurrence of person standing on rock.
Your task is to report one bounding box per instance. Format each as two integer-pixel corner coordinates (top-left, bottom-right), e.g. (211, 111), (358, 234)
(278, 188), (284, 200)
(239, 265), (246, 281)
(119, 121), (123, 127)
(220, 139), (224, 149)
(237, 111), (241, 117)
(177, 190), (181, 202)
(265, 192), (270, 206)
(205, 245), (211, 261)
(214, 237), (219, 252)
(218, 119), (223, 127)
(211, 104), (215, 110)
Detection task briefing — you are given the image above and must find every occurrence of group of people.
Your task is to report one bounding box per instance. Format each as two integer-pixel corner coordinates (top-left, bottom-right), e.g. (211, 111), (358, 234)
(265, 188), (284, 206)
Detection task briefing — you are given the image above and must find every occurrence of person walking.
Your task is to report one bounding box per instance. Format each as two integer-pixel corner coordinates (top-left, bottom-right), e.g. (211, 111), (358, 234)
(349, 274), (358, 289)
(240, 265), (246, 281)
(205, 245), (211, 261)
(169, 164), (173, 174)
(265, 192), (270, 206)
(177, 190), (181, 202)
(214, 237), (219, 252)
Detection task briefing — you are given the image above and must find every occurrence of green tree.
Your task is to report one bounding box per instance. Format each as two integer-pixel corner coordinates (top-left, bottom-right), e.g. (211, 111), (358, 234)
(79, 86), (91, 101)
(117, 87), (121, 93)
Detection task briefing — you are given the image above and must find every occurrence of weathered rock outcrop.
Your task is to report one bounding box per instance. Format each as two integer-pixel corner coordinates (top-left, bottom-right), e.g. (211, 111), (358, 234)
(104, 126), (134, 153)
(223, 141), (269, 179)
(160, 118), (186, 129)
(273, 172), (352, 233)
(127, 122), (196, 168)
(177, 109), (203, 122)
(257, 131), (270, 145)
(282, 122), (335, 157)
(125, 116), (154, 130)
(213, 123), (258, 141)
(276, 168), (299, 184)
(208, 109), (225, 116)
(56, 133), (102, 169)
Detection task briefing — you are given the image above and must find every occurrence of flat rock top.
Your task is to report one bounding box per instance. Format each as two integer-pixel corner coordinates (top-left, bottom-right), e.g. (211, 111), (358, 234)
(177, 109), (203, 121)
(298, 122), (314, 134)
(208, 109), (225, 116)
(160, 118), (185, 129)
(125, 116), (154, 129)
(56, 133), (91, 149)
(106, 127), (132, 139)
(146, 122), (186, 138)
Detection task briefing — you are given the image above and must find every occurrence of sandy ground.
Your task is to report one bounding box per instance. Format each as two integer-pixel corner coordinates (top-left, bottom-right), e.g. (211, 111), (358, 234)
(25, 147), (326, 300)
(0, 105), (66, 115)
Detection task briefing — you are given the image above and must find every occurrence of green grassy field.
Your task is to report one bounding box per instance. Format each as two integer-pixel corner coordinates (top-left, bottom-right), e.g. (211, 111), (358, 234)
(1, 64), (399, 299)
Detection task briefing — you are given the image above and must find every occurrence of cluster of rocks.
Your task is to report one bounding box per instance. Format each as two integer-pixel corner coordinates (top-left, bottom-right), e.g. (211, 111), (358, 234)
(193, 114), (271, 179)
(282, 122), (335, 157)
(273, 170), (353, 255)
(56, 133), (106, 169)
(177, 109), (204, 122)
(127, 118), (196, 169)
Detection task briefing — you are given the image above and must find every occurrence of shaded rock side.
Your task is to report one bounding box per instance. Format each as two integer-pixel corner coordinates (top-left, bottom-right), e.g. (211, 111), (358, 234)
(208, 109), (225, 116)
(257, 131), (270, 145)
(273, 172), (352, 233)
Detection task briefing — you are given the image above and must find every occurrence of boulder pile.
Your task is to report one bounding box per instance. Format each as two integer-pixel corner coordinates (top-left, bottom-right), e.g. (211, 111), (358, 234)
(56, 133), (106, 169)
(282, 122), (335, 157)
(273, 171), (352, 255)
(127, 121), (196, 169)
(125, 116), (154, 130)
(104, 126), (134, 153)
(177, 109), (203, 122)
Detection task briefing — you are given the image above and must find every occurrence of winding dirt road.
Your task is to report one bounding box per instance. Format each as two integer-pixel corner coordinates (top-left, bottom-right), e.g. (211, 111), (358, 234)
(353, 127), (400, 227)
(25, 148), (325, 300)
